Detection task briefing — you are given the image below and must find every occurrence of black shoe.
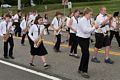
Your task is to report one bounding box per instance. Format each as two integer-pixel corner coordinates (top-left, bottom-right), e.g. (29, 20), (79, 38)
(91, 57), (100, 63)
(55, 50), (61, 53)
(29, 63), (35, 66)
(104, 58), (114, 64)
(9, 56), (15, 59)
(44, 63), (50, 69)
(79, 71), (90, 78)
(69, 53), (74, 56)
(4, 56), (9, 59)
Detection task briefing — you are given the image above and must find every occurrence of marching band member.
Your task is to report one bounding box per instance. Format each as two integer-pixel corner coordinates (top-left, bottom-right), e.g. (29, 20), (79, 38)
(66, 12), (74, 45)
(91, 6), (114, 64)
(28, 16), (50, 68)
(68, 9), (80, 58)
(28, 11), (37, 26)
(51, 11), (63, 52)
(13, 10), (22, 37)
(20, 14), (29, 46)
(43, 14), (50, 35)
(109, 11), (120, 47)
(0, 14), (15, 59)
(77, 7), (99, 78)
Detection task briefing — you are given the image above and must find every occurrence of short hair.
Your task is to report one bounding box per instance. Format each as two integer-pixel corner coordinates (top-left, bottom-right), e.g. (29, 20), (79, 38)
(113, 11), (119, 17)
(17, 10), (21, 13)
(100, 6), (106, 11)
(55, 11), (63, 16)
(5, 13), (11, 18)
(34, 16), (43, 24)
(83, 7), (92, 15)
(73, 9), (80, 14)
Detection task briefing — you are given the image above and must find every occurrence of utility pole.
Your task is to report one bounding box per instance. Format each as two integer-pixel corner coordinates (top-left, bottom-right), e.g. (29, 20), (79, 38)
(18, 0), (21, 10)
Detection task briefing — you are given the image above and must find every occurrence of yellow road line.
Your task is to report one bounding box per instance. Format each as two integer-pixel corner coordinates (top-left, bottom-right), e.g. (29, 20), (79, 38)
(14, 36), (120, 56)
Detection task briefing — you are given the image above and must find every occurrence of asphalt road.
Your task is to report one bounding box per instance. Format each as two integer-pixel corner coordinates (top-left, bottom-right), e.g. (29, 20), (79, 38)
(0, 31), (120, 80)
(0, 62), (52, 80)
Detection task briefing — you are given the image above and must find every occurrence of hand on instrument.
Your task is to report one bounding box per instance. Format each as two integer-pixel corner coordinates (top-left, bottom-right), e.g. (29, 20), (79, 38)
(94, 23), (99, 29)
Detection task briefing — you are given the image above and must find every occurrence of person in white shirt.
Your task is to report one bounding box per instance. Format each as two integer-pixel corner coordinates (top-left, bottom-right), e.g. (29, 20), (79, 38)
(77, 7), (99, 78)
(51, 11), (63, 52)
(91, 6), (114, 64)
(13, 10), (22, 37)
(0, 14), (15, 59)
(68, 9), (80, 58)
(43, 14), (50, 34)
(28, 11), (37, 26)
(20, 14), (29, 46)
(28, 16), (50, 68)
(109, 11), (120, 47)
(63, 12), (74, 44)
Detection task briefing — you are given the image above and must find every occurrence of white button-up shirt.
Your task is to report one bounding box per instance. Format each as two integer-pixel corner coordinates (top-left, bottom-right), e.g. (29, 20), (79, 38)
(51, 17), (62, 29)
(0, 20), (14, 36)
(110, 17), (117, 30)
(95, 13), (109, 33)
(76, 16), (95, 38)
(13, 14), (19, 22)
(28, 24), (45, 41)
(28, 14), (37, 25)
(51, 17), (62, 35)
(70, 16), (78, 33)
(20, 19), (27, 31)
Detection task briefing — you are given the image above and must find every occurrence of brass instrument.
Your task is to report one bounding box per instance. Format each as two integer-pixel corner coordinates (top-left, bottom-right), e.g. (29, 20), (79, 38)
(3, 33), (11, 42)
(3, 22), (13, 42)
(23, 26), (29, 34)
(55, 17), (67, 35)
(114, 17), (120, 32)
(34, 36), (43, 48)
(90, 18), (95, 27)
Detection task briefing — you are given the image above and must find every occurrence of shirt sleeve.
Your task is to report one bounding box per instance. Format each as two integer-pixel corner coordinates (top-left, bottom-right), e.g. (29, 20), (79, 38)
(51, 18), (55, 25)
(80, 20), (95, 34)
(28, 25), (35, 41)
(96, 16), (103, 26)
(1, 22), (7, 35)
(20, 20), (26, 30)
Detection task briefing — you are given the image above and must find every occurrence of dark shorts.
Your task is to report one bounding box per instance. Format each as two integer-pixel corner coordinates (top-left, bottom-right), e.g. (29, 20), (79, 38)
(95, 33), (110, 49)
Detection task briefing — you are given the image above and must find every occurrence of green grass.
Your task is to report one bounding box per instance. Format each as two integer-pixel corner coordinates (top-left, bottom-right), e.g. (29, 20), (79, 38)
(0, 0), (120, 20)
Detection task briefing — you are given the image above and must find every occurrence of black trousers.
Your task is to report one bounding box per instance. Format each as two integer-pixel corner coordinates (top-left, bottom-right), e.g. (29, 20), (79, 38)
(110, 30), (120, 47)
(54, 34), (61, 51)
(70, 33), (77, 54)
(44, 24), (50, 34)
(77, 37), (90, 73)
(21, 32), (28, 44)
(14, 22), (21, 37)
(4, 35), (14, 57)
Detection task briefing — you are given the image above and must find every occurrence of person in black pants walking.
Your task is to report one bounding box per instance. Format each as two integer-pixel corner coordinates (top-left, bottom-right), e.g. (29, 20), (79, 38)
(51, 12), (63, 52)
(76, 7), (98, 78)
(0, 14), (15, 59)
(109, 11), (120, 47)
(13, 10), (22, 37)
(68, 9), (80, 58)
